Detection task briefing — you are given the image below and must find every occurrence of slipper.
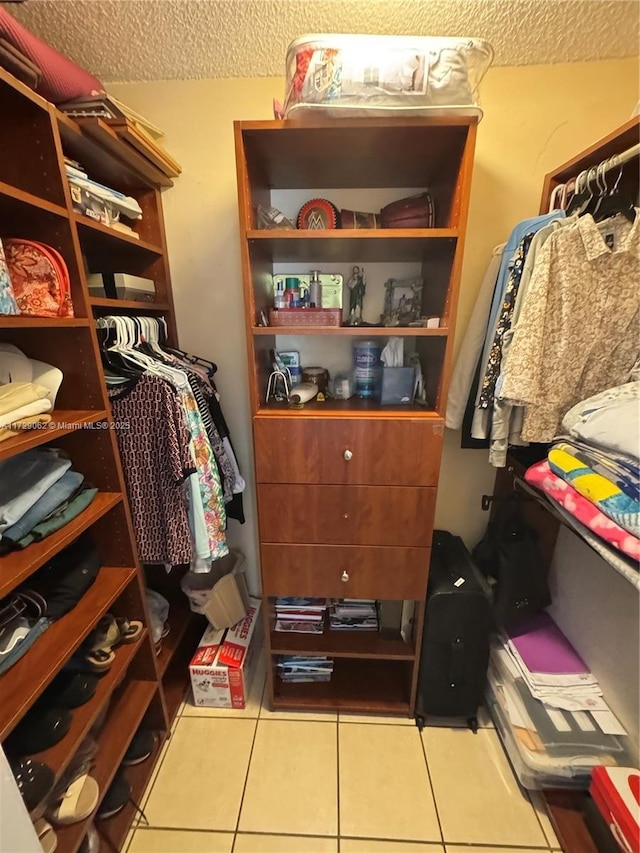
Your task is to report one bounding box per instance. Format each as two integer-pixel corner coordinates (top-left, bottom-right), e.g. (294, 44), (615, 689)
(10, 758), (55, 818)
(114, 617), (143, 644)
(34, 818), (57, 853)
(9, 707), (72, 755)
(47, 773), (99, 826)
(46, 672), (99, 710)
(122, 730), (156, 766)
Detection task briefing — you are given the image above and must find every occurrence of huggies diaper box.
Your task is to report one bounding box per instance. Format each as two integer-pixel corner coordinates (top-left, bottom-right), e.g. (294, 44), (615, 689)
(189, 597), (262, 708)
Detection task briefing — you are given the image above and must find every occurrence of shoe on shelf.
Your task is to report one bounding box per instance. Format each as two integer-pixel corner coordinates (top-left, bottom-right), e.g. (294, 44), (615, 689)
(45, 671), (99, 710)
(10, 758), (55, 819)
(122, 729), (156, 766)
(97, 772), (131, 820)
(46, 773), (99, 826)
(8, 707), (73, 755)
(33, 818), (57, 853)
(78, 823), (99, 853)
(82, 614), (143, 671)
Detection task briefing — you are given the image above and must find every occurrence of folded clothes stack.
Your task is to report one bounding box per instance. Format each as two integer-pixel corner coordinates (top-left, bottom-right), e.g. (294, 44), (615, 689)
(524, 381), (640, 585)
(0, 448), (97, 552)
(0, 343), (63, 440)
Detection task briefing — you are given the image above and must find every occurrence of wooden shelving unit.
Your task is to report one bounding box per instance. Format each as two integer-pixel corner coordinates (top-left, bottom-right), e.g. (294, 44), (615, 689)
(235, 116), (477, 715)
(0, 66), (196, 849)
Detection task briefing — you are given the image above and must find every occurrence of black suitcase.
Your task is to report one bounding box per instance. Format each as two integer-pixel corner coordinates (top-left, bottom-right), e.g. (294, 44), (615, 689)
(415, 529), (492, 733)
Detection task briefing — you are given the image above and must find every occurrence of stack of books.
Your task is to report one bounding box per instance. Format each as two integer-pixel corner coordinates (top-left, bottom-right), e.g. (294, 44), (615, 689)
(277, 655), (334, 683)
(329, 599), (379, 631)
(274, 597), (328, 634)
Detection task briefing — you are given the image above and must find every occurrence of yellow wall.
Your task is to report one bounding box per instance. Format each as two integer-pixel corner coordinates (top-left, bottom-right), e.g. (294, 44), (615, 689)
(111, 57), (639, 592)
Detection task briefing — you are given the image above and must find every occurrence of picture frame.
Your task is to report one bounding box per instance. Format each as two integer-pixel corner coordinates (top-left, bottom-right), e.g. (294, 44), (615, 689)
(381, 277), (423, 326)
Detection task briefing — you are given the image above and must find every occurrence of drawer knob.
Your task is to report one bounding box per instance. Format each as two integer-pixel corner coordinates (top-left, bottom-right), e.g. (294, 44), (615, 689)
(343, 513), (349, 520)
(344, 449), (353, 461)
(341, 570), (349, 582)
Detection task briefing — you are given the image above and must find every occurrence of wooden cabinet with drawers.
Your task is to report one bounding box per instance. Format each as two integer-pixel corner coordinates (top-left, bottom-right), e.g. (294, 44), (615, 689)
(235, 116), (477, 715)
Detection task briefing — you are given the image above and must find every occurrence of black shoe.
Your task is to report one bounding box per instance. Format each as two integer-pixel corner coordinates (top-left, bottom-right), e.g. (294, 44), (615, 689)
(10, 758), (55, 818)
(8, 707), (72, 755)
(97, 773), (131, 820)
(46, 672), (99, 710)
(122, 730), (156, 766)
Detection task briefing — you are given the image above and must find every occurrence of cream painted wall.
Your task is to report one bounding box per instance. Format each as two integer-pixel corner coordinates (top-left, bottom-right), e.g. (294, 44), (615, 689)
(111, 56), (639, 592)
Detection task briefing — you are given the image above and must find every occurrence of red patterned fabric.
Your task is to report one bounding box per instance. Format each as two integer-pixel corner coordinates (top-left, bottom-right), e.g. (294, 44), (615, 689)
(4, 239), (74, 317)
(0, 7), (104, 103)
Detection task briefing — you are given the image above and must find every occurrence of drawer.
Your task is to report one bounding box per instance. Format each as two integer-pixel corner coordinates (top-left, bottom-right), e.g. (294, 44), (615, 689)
(261, 544), (430, 599)
(254, 417), (443, 486)
(258, 484), (435, 547)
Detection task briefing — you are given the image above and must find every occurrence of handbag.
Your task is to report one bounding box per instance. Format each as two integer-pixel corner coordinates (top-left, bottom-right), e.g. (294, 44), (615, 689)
(380, 192), (435, 229)
(4, 239), (74, 318)
(472, 497), (551, 630)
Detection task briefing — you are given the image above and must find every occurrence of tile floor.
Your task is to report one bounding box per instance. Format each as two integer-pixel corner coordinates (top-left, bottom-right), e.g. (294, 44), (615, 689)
(124, 654), (562, 853)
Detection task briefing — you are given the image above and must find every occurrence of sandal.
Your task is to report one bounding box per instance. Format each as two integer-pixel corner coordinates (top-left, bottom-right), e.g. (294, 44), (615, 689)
(34, 818), (57, 853)
(83, 615), (144, 671)
(46, 773), (99, 826)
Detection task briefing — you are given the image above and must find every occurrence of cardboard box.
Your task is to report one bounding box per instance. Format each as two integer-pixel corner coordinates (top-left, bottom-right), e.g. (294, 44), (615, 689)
(189, 597), (262, 709)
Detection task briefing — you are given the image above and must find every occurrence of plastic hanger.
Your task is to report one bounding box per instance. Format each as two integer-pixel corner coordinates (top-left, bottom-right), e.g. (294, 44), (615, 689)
(593, 160), (636, 223)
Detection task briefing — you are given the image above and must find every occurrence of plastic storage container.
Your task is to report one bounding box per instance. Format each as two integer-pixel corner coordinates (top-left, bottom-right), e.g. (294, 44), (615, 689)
(353, 340), (382, 399)
(283, 34), (494, 120)
(181, 550), (250, 629)
(381, 366), (415, 405)
(486, 648), (629, 790)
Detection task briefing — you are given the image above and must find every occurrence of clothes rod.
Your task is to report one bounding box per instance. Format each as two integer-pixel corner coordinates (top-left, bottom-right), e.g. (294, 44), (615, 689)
(605, 142), (640, 171)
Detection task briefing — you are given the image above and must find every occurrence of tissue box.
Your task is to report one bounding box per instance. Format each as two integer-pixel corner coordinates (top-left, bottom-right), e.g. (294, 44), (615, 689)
(381, 367), (415, 405)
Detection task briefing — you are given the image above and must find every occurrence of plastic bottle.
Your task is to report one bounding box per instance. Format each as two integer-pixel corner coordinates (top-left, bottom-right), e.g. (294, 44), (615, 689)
(353, 340), (382, 399)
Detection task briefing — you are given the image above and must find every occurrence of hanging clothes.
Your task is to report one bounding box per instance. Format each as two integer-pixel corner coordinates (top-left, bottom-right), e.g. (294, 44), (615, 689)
(500, 212), (640, 442)
(109, 374), (194, 566)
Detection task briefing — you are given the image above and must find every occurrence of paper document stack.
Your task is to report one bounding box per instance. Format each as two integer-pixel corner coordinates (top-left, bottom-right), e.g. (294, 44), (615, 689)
(274, 597), (328, 634)
(329, 599), (378, 631)
(277, 655), (333, 683)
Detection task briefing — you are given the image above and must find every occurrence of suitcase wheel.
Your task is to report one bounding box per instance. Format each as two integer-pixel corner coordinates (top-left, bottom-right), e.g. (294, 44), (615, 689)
(415, 715), (426, 733)
(467, 716), (478, 734)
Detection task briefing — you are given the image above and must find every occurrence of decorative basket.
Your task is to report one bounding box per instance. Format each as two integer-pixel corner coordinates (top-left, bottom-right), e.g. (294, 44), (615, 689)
(269, 308), (342, 327)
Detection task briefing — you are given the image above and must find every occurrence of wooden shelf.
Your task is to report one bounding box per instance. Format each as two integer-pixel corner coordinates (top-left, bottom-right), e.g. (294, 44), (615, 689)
(247, 229), (457, 262)
(156, 596), (196, 677)
(75, 214), (163, 256)
(271, 629), (415, 661)
(33, 633), (146, 782)
(0, 492), (123, 599)
(254, 325), (448, 337)
(162, 613), (206, 722)
(0, 566), (136, 739)
(257, 399), (442, 418)
(0, 317), (90, 328)
(89, 297), (170, 312)
(55, 678), (158, 853)
(0, 410), (107, 462)
(543, 790), (598, 853)
(0, 179), (68, 218)
(57, 112), (172, 192)
(239, 117), (473, 189)
(273, 658), (412, 715)
(97, 739), (163, 852)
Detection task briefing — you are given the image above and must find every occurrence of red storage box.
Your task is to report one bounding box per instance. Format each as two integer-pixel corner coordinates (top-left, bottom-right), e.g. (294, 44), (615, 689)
(590, 766), (640, 853)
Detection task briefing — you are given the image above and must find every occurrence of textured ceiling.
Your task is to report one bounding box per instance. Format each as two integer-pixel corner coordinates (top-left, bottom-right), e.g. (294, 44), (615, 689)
(4, 0), (640, 83)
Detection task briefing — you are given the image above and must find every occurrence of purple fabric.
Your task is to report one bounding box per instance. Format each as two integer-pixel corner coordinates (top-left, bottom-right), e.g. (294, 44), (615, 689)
(507, 612), (589, 675)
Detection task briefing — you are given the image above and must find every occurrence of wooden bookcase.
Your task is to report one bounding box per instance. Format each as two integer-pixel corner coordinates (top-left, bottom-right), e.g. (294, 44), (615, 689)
(235, 116), (477, 715)
(0, 67), (198, 851)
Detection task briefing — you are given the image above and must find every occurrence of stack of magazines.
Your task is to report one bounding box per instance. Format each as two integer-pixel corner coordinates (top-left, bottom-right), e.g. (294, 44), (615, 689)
(278, 655), (334, 683)
(274, 597), (328, 634)
(329, 599), (378, 631)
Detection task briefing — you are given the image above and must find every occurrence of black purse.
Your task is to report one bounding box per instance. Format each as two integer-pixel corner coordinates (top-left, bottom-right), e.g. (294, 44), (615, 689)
(472, 497), (551, 630)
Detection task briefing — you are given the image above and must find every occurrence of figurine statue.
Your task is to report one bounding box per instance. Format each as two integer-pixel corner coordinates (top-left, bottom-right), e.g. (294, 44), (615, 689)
(347, 265), (366, 325)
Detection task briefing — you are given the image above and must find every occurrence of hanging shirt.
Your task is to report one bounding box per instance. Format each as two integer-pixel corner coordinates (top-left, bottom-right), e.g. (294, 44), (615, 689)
(501, 212), (640, 443)
(109, 375), (194, 565)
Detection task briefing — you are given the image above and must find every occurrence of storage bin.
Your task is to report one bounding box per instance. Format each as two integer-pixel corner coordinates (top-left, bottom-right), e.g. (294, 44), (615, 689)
(181, 550), (250, 629)
(283, 35), (493, 120)
(381, 366), (415, 405)
(486, 648), (629, 790)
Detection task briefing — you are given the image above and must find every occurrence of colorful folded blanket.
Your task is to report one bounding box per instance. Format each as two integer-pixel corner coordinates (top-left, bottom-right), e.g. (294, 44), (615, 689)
(548, 447), (640, 537)
(553, 438), (640, 503)
(525, 461), (640, 562)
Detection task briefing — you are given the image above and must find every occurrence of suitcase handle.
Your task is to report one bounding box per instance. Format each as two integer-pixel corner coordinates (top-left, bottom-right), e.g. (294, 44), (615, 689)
(449, 638), (464, 687)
